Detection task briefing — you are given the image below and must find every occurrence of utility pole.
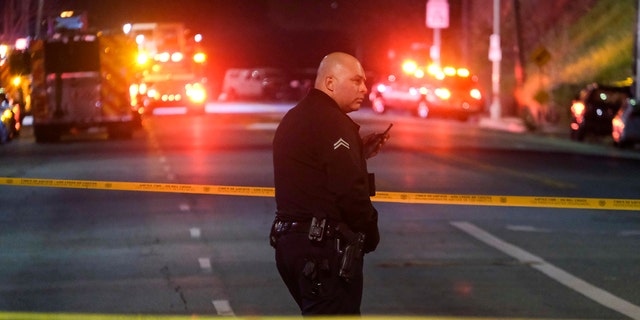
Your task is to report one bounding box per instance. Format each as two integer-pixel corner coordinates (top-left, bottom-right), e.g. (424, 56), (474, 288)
(488, 0), (502, 120)
(636, 0), (640, 99)
(36, 0), (45, 39)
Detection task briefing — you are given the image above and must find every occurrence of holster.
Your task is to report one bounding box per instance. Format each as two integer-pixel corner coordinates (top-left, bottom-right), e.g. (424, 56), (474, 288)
(336, 224), (365, 282)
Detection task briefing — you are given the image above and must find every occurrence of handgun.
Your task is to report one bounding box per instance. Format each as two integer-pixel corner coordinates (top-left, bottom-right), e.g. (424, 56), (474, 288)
(338, 232), (365, 282)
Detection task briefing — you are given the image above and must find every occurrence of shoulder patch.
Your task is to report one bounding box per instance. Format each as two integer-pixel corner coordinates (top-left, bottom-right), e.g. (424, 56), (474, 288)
(333, 138), (350, 150)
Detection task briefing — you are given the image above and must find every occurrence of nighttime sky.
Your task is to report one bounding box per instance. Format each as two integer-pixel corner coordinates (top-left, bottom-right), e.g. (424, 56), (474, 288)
(48, 0), (456, 68)
(24, 0), (467, 82)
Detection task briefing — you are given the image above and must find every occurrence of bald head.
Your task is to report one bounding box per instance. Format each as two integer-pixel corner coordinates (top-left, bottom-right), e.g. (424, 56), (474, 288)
(314, 52), (368, 113)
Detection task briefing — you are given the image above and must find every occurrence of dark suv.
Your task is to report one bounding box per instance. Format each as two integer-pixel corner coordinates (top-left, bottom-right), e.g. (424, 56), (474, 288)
(570, 83), (630, 141)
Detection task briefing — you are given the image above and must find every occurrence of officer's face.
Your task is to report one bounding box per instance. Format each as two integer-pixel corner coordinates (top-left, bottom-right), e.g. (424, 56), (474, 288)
(333, 61), (368, 113)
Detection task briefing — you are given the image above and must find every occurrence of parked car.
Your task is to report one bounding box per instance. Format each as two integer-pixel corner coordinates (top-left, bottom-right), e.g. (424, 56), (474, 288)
(612, 98), (640, 148)
(369, 70), (484, 121)
(570, 83), (630, 141)
(219, 68), (290, 101)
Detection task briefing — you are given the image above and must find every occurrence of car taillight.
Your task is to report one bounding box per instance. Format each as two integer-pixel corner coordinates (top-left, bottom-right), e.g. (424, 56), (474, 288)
(571, 101), (585, 118)
(612, 117), (624, 132)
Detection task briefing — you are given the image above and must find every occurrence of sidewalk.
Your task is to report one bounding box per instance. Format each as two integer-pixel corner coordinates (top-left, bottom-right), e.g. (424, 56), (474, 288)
(478, 116), (568, 138)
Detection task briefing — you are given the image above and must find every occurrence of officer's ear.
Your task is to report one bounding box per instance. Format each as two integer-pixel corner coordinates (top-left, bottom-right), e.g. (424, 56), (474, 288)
(324, 76), (335, 93)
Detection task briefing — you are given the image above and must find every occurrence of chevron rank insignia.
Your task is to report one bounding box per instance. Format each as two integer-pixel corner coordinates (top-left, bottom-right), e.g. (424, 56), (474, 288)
(333, 138), (350, 150)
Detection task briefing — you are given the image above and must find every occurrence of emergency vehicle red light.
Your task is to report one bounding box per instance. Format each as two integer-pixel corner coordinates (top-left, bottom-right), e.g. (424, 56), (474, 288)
(193, 52), (206, 63)
(136, 53), (149, 65)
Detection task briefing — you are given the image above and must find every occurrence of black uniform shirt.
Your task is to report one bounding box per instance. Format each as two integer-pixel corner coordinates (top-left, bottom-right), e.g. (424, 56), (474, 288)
(273, 89), (379, 250)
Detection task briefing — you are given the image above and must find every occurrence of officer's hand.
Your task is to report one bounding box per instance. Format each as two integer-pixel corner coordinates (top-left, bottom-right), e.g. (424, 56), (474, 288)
(362, 131), (390, 159)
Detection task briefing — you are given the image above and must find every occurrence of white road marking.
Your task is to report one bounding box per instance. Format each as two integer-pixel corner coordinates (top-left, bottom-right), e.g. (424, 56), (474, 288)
(506, 225), (551, 233)
(212, 299), (235, 316)
(190, 228), (201, 239)
(247, 123), (279, 130)
(619, 230), (640, 237)
(198, 257), (211, 271)
(451, 221), (640, 320)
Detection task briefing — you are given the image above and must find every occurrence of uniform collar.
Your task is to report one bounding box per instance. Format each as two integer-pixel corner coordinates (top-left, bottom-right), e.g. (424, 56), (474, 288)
(306, 89), (360, 131)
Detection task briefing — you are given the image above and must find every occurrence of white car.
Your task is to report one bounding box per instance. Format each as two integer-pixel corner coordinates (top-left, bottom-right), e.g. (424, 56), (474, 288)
(219, 68), (289, 101)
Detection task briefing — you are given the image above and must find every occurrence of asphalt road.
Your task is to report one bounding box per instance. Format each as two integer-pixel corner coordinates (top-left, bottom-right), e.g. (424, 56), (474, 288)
(0, 103), (639, 319)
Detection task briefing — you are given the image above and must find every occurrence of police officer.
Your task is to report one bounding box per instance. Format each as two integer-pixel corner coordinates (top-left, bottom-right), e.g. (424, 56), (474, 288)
(271, 52), (389, 315)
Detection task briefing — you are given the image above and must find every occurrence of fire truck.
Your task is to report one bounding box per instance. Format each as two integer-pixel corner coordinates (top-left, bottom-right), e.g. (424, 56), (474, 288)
(125, 22), (207, 115)
(0, 39), (31, 138)
(30, 30), (139, 142)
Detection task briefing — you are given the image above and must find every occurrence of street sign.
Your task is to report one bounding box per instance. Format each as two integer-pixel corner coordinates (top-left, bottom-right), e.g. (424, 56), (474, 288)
(488, 34), (502, 62)
(426, 0), (449, 29)
(531, 46), (551, 67)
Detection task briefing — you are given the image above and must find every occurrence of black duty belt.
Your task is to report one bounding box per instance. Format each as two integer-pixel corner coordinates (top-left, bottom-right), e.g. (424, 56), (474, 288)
(272, 218), (338, 239)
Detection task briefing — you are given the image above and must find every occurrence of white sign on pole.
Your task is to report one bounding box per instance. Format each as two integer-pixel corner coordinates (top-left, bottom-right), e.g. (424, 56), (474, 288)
(426, 0), (449, 29)
(488, 34), (502, 61)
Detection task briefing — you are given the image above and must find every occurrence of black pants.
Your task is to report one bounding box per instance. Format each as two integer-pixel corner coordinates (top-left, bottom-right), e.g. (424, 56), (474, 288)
(275, 232), (364, 315)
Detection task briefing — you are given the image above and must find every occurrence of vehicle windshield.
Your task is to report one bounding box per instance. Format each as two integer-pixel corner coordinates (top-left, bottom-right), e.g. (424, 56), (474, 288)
(587, 88), (629, 109)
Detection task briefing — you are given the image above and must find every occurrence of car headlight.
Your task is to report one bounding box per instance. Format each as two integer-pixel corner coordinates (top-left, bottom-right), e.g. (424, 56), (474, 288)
(435, 88), (451, 100)
(186, 83), (206, 103)
(470, 89), (482, 100)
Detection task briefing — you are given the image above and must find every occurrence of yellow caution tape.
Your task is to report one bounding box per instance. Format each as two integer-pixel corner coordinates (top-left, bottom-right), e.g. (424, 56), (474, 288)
(1, 177), (639, 211)
(372, 191), (640, 211)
